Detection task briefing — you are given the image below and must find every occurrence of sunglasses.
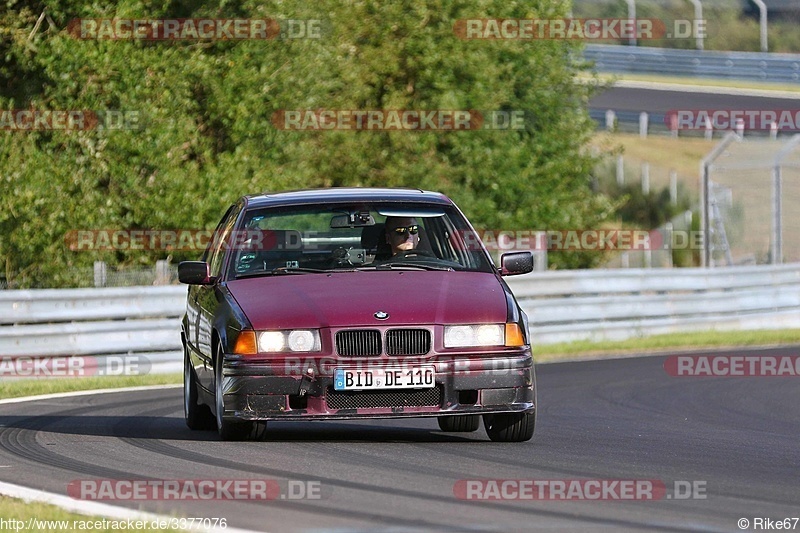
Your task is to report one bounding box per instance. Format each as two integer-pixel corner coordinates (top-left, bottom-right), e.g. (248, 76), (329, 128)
(390, 225), (419, 236)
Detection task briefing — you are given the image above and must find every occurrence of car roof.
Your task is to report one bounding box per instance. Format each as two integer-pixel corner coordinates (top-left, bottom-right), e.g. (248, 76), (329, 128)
(243, 187), (453, 209)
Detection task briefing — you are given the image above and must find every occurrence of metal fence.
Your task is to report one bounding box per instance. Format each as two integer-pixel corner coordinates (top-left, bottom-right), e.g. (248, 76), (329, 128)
(0, 286), (187, 375)
(513, 264), (800, 344)
(701, 134), (800, 266)
(603, 210), (694, 269)
(0, 261), (179, 290)
(584, 44), (800, 82)
(1, 265), (797, 375)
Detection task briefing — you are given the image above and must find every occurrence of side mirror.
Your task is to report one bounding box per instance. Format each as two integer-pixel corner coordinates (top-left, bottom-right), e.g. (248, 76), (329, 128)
(500, 251), (533, 276)
(178, 261), (214, 285)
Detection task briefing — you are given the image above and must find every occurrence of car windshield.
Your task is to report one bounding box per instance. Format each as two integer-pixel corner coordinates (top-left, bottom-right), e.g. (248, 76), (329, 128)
(227, 202), (494, 278)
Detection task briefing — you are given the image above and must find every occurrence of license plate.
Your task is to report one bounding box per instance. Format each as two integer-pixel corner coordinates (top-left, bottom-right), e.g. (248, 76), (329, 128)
(333, 366), (436, 391)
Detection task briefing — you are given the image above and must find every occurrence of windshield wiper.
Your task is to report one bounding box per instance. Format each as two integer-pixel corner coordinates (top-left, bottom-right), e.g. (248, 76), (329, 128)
(235, 267), (330, 279)
(366, 262), (454, 272)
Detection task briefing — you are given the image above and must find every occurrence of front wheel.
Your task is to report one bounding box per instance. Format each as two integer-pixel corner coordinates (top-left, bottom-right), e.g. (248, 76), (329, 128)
(483, 412), (535, 442)
(215, 345), (255, 441)
(437, 415), (480, 432)
(184, 346), (215, 430)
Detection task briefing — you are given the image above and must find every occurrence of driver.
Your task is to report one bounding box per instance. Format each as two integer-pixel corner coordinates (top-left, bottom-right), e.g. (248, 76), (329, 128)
(384, 216), (419, 256)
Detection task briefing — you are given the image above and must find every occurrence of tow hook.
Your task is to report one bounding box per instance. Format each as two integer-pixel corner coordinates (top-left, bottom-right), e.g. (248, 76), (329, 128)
(298, 366), (315, 397)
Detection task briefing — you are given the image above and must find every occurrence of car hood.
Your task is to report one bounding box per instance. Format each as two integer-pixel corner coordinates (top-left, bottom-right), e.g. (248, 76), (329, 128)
(226, 271), (508, 329)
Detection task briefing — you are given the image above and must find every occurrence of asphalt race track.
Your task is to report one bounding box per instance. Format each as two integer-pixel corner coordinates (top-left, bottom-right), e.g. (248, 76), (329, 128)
(1, 346), (798, 532)
(590, 86), (800, 114)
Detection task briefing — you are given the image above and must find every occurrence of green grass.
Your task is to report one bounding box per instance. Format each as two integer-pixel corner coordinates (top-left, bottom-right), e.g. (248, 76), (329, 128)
(536, 329), (800, 362)
(0, 373), (181, 400)
(0, 496), (179, 532)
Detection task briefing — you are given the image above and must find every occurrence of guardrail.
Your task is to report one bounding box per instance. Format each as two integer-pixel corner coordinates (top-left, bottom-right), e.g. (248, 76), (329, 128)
(0, 264), (797, 374)
(0, 286), (187, 375)
(584, 44), (800, 82)
(511, 264), (800, 344)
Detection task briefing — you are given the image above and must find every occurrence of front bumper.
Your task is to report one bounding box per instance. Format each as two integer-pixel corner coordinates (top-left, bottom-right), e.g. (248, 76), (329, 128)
(218, 352), (536, 421)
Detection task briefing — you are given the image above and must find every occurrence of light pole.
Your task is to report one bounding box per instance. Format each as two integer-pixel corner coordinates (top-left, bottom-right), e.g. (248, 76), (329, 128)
(686, 0), (704, 50)
(751, 0), (768, 52)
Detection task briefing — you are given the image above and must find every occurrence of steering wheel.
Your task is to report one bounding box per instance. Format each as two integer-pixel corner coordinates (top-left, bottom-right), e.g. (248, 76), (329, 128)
(330, 247), (356, 266)
(393, 249), (436, 259)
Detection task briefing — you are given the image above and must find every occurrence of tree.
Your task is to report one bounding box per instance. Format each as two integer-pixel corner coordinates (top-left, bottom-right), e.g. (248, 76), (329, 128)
(0, 0), (613, 286)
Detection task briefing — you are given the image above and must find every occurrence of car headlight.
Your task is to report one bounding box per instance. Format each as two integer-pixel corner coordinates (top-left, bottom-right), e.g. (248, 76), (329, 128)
(443, 323), (526, 348)
(444, 324), (503, 347)
(257, 329), (321, 353)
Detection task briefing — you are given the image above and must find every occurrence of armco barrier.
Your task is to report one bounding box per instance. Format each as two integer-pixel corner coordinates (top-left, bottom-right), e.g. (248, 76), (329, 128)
(0, 265), (797, 373)
(0, 286), (187, 375)
(509, 264), (800, 344)
(583, 44), (800, 82)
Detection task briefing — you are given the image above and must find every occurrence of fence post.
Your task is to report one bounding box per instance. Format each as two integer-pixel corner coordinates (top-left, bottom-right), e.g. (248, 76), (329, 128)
(93, 261), (107, 288)
(155, 260), (171, 285)
(687, 0), (704, 51)
(665, 222), (674, 268)
(616, 154), (624, 185)
(669, 170), (678, 205)
(771, 165), (782, 264)
(751, 0), (768, 52)
(534, 231), (548, 272)
(641, 163), (650, 194)
(624, 0), (637, 46)
(670, 113), (679, 138)
(639, 112), (648, 138)
(735, 118), (745, 137)
(605, 110), (616, 132)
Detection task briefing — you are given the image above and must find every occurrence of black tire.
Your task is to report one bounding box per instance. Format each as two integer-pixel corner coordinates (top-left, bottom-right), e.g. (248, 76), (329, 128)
(483, 412), (536, 442)
(214, 345), (254, 441)
(437, 415), (480, 432)
(184, 346), (215, 430)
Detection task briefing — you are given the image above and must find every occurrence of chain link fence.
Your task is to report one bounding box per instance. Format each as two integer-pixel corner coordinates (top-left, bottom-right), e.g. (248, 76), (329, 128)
(602, 210), (695, 268)
(703, 135), (800, 266)
(0, 261), (179, 290)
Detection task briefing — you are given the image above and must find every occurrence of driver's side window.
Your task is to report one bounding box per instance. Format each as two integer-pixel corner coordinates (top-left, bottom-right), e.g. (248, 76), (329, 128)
(206, 204), (241, 278)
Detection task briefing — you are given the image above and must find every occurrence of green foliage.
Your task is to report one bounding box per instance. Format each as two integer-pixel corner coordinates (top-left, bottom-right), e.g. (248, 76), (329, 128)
(599, 178), (692, 230)
(1, 0), (615, 286)
(593, 158), (699, 267)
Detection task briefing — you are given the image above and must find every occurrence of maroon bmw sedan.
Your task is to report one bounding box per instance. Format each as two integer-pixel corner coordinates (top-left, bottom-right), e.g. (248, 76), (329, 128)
(179, 188), (536, 441)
